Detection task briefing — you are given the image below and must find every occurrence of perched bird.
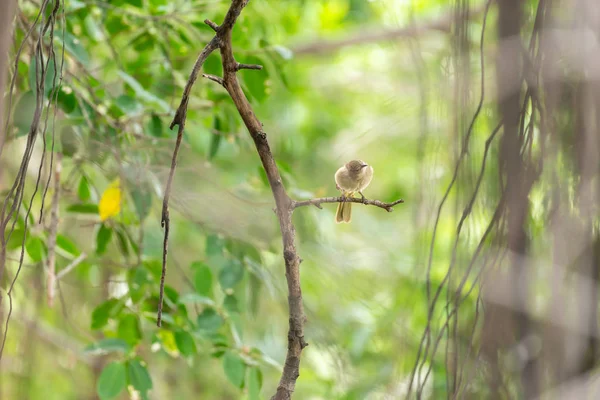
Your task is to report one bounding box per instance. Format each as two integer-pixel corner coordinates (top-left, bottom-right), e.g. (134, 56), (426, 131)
(334, 159), (374, 223)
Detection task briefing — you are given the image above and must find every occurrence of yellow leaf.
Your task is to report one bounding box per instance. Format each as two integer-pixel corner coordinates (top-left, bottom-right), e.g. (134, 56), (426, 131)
(99, 179), (122, 221)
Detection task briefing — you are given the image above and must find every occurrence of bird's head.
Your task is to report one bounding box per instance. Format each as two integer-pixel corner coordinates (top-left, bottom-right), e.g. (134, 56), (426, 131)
(346, 159), (369, 173)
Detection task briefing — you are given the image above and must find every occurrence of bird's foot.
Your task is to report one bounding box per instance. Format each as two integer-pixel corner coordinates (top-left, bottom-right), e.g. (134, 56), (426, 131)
(359, 191), (366, 203)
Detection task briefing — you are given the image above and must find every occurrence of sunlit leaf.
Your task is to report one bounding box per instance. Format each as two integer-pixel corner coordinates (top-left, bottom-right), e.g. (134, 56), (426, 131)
(248, 368), (263, 400)
(118, 314), (142, 346)
(174, 330), (197, 357)
(26, 236), (45, 262)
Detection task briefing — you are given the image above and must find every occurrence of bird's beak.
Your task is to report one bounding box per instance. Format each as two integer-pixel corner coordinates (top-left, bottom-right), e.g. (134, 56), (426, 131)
(360, 164), (368, 169)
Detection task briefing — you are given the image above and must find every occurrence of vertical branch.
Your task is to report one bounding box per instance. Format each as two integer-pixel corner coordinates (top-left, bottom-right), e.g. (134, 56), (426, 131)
(46, 153), (62, 307)
(164, 2), (307, 397)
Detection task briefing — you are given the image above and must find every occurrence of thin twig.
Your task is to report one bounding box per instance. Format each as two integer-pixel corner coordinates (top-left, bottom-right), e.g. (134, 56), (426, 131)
(157, 38), (219, 328)
(293, 197), (404, 212)
(55, 252), (87, 281)
(202, 73), (225, 85)
(236, 62), (262, 71)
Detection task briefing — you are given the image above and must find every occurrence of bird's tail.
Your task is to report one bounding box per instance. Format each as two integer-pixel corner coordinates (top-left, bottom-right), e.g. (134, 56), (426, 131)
(335, 193), (353, 223)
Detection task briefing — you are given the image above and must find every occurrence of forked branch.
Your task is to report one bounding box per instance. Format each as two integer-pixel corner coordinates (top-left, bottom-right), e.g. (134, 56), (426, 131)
(162, 1), (403, 398)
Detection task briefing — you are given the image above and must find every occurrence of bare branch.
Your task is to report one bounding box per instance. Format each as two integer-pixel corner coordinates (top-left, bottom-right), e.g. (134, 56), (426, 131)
(293, 197), (404, 212)
(236, 62), (263, 71)
(204, 19), (219, 32)
(55, 252), (87, 281)
(202, 73), (225, 85)
(169, 38), (219, 130)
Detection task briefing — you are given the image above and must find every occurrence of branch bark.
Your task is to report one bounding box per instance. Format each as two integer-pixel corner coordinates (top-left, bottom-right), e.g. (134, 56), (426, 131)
(294, 197), (404, 212)
(163, 1), (403, 397)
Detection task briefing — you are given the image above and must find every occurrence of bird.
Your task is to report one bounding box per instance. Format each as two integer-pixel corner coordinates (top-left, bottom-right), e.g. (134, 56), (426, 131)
(334, 159), (374, 223)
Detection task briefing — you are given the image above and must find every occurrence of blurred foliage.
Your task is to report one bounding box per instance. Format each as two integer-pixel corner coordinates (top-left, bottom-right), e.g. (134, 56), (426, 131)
(0, 0), (504, 399)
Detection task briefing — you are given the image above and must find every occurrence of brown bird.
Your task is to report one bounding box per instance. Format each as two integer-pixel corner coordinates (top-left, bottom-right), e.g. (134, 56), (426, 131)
(334, 160), (374, 223)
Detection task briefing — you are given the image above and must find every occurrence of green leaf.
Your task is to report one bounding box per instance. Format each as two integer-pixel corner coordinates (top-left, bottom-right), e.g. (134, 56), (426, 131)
(91, 298), (123, 330)
(26, 236), (45, 262)
(178, 293), (214, 306)
(219, 260), (244, 289)
(28, 55), (58, 98)
(67, 203), (99, 214)
(96, 224), (113, 255)
(117, 314), (142, 346)
(131, 187), (152, 221)
(117, 71), (170, 113)
(209, 115), (223, 159)
(174, 330), (197, 357)
(57, 88), (77, 114)
(60, 125), (81, 157)
(206, 234), (224, 257)
(127, 359), (153, 399)
(223, 294), (239, 314)
(6, 229), (25, 250)
(147, 114), (163, 137)
(78, 176), (91, 201)
(84, 14), (104, 41)
(115, 94), (143, 116)
(13, 91), (36, 137)
(57, 32), (90, 66)
(128, 267), (150, 304)
(116, 229), (129, 256)
(97, 362), (127, 400)
(193, 262), (213, 296)
(223, 352), (246, 388)
(56, 234), (80, 256)
(248, 368), (263, 400)
(84, 338), (131, 355)
(197, 308), (224, 333)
